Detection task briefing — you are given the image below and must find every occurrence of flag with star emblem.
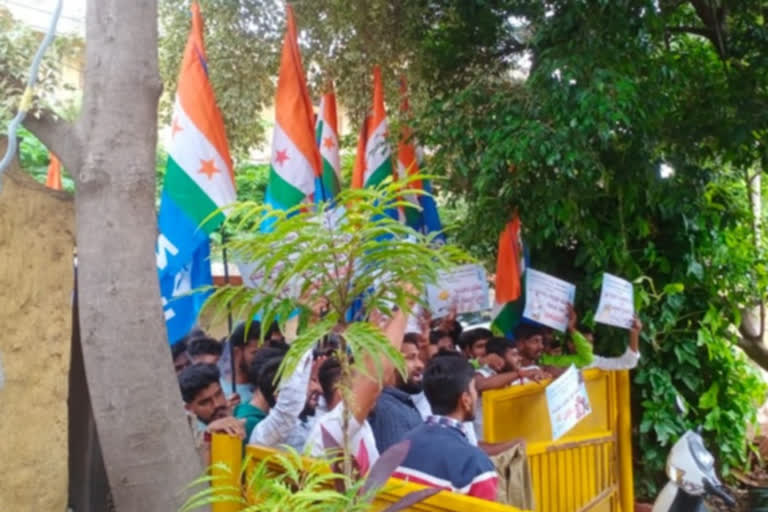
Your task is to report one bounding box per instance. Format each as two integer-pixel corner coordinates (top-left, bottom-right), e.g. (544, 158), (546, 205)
(156, 2), (236, 343)
(352, 66), (394, 191)
(396, 76), (445, 242)
(263, 5), (321, 225)
(315, 88), (341, 201)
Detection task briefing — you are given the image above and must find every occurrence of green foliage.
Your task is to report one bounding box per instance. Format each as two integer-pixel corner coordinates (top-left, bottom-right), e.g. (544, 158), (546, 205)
(0, 8), (81, 124)
(411, 0), (768, 499)
(15, 127), (74, 191)
(181, 445), (433, 512)
(180, 450), (360, 512)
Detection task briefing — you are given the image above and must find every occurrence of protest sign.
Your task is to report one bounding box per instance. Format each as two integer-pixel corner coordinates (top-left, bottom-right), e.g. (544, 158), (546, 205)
(595, 273), (635, 329)
(546, 365), (592, 441)
(522, 269), (576, 332)
(426, 264), (489, 318)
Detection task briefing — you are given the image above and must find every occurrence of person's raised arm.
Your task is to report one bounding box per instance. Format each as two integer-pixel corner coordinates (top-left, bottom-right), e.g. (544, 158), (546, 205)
(348, 309), (407, 424)
(249, 348), (313, 446)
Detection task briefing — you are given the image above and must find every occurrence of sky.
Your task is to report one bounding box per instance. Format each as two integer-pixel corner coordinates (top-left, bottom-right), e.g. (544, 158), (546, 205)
(0, 0), (85, 35)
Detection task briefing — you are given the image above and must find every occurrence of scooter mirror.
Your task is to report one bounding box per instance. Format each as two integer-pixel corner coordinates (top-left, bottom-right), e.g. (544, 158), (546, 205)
(675, 394), (688, 415)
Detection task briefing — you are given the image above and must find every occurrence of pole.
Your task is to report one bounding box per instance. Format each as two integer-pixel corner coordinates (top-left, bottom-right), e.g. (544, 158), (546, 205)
(222, 240), (236, 396)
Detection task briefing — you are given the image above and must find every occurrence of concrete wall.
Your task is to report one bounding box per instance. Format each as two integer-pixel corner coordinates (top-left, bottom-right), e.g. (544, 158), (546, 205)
(0, 147), (75, 511)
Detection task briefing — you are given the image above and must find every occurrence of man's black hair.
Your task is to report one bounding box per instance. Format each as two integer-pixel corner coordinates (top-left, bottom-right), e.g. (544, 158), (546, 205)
(423, 353), (476, 416)
(187, 336), (224, 358)
(229, 321), (262, 348)
(178, 363), (220, 403)
(246, 346), (286, 408)
(171, 340), (188, 361)
(514, 324), (543, 342)
(318, 357), (342, 407)
(246, 346), (288, 385)
(429, 330), (453, 346)
(485, 337), (514, 358)
(402, 332), (422, 348)
(265, 321), (282, 339)
(458, 328), (493, 350)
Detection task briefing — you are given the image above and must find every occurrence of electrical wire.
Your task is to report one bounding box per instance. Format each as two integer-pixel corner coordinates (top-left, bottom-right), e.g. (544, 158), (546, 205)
(0, 0), (63, 189)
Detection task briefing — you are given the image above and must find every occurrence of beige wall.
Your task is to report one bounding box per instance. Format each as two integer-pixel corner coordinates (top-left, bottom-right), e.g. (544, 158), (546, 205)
(0, 147), (75, 511)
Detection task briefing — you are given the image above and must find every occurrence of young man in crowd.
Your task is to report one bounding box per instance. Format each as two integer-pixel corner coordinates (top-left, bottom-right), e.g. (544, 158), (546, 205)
(234, 347), (286, 440)
(179, 363), (245, 438)
(283, 360), (324, 452)
(393, 353), (498, 501)
(171, 339), (191, 375)
(238, 344), (316, 448)
(430, 329), (456, 354)
(264, 321), (287, 346)
(369, 335), (425, 452)
(304, 309), (407, 474)
(459, 327), (493, 360)
(187, 336), (223, 365)
(539, 305), (644, 371)
(473, 337), (550, 442)
(515, 324), (548, 370)
(221, 321), (263, 405)
(475, 338), (549, 392)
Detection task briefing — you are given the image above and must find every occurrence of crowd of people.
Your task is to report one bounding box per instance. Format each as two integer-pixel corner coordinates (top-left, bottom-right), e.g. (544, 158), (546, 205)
(172, 305), (642, 503)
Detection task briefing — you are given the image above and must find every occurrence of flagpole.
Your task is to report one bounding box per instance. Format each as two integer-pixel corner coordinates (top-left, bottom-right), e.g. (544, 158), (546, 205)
(221, 234), (235, 396)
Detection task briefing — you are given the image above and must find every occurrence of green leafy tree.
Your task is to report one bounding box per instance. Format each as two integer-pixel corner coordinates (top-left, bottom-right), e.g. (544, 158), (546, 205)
(412, 0), (768, 497)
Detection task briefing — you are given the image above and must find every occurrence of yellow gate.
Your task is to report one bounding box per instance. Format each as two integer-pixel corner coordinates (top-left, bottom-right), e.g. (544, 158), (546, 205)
(482, 369), (634, 512)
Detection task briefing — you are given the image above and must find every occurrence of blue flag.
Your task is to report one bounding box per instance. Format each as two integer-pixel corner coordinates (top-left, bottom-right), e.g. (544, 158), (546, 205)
(160, 240), (213, 344)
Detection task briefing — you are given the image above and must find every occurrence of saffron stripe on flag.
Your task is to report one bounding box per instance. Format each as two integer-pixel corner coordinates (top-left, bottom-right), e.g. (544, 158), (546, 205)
(168, 97), (236, 209)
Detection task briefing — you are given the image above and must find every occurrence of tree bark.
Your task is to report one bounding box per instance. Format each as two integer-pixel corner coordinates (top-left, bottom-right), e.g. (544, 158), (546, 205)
(63, 1), (203, 509)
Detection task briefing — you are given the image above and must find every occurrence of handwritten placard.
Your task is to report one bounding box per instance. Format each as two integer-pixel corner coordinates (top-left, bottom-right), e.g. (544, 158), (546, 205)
(595, 273), (634, 329)
(522, 269), (576, 332)
(426, 264), (489, 318)
(546, 365), (592, 441)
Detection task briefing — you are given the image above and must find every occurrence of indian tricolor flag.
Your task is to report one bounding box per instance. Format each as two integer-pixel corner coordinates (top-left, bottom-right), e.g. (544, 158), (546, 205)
(491, 215), (526, 338)
(352, 66), (394, 190)
(263, 5), (321, 221)
(156, 3), (235, 342)
(315, 88), (341, 200)
(396, 76), (445, 241)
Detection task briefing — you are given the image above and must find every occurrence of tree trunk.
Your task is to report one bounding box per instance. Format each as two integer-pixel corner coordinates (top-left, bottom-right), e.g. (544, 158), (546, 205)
(69, 1), (203, 509)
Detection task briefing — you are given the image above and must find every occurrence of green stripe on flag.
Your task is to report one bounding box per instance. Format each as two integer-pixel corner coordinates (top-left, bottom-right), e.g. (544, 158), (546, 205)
(404, 203), (421, 227)
(492, 273), (526, 337)
(165, 156), (224, 233)
(366, 158), (393, 188)
(491, 301), (524, 337)
(268, 165), (307, 208)
(321, 159), (340, 198)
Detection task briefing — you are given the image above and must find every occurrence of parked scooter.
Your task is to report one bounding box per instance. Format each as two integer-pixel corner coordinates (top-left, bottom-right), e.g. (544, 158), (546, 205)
(652, 396), (736, 512)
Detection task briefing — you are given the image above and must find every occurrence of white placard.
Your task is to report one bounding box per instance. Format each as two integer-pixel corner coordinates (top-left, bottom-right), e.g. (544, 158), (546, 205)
(595, 273), (634, 329)
(426, 264), (489, 318)
(522, 268), (576, 332)
(546, 365), (592, 441)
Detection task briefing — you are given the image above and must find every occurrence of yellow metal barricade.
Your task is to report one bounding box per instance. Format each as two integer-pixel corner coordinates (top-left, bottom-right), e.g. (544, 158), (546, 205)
(209, 437), (527, 512)
(210, 434), (244, 512)
(482, 369), (634, 512)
